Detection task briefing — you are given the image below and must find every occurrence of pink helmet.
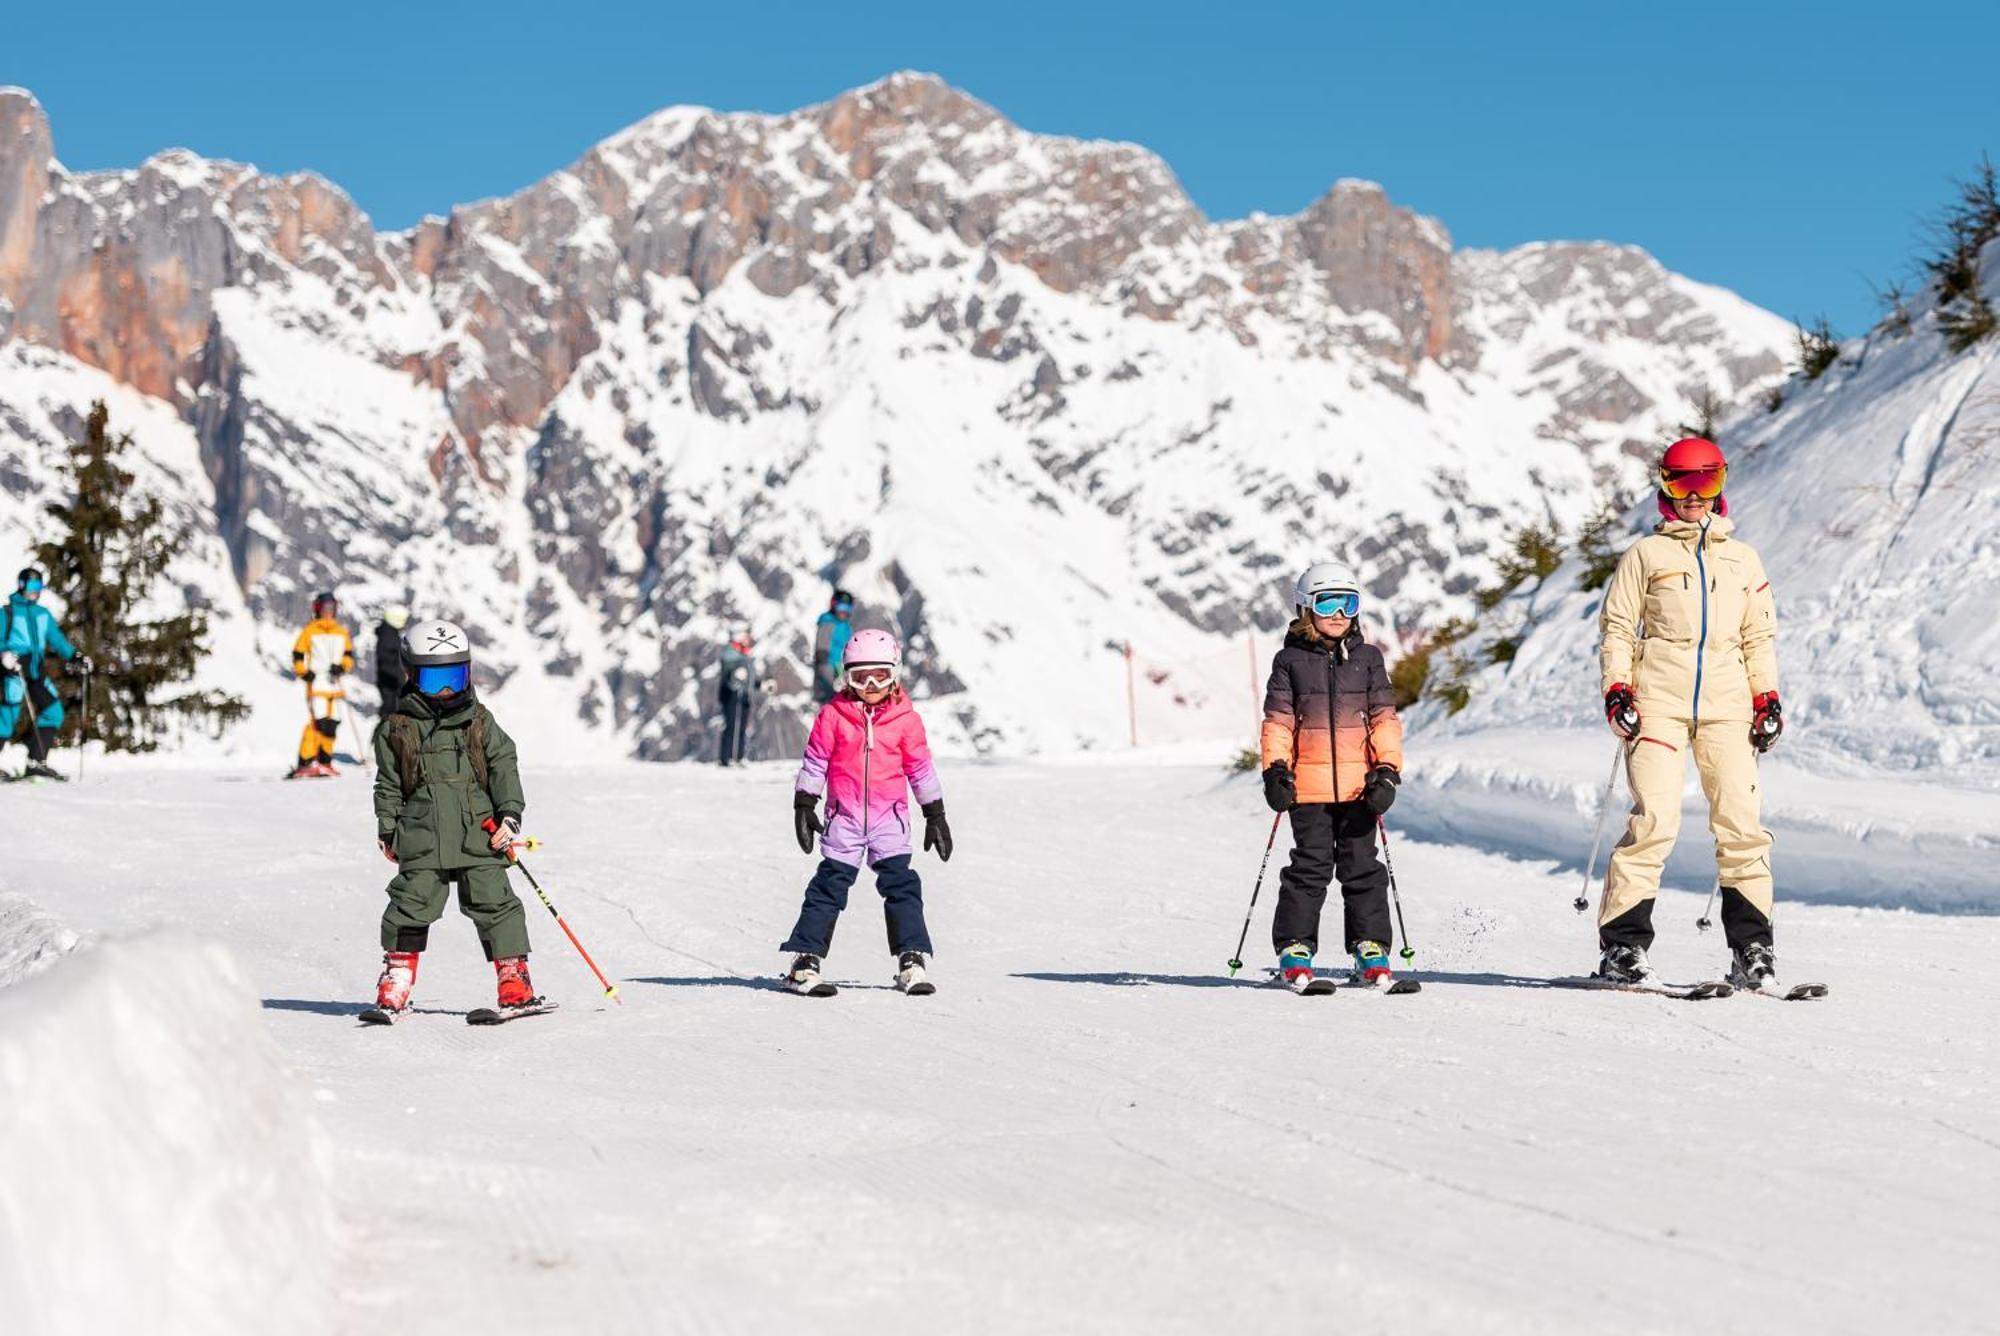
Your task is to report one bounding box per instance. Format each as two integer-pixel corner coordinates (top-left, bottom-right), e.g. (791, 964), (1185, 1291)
(843, 628), (902, 684)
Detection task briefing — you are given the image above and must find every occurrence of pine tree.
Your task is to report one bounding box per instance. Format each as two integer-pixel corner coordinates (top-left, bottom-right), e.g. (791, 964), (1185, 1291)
(1927, 155), (1999, 353)
(1575, 504), (1627, 592)
(33, 401), (248, 751)
(1792, 316), (1841, 380)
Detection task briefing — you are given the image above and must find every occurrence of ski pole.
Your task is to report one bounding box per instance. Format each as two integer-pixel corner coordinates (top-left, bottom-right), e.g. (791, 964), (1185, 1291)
(1377, 817), (1416, 964)
(1226, 812), (1285, 977)
(482, 819), (621, 1004)
(76, 666), (90, 784)
(1573, 742), (1628, 914)
(1696, 879), (1719, 932)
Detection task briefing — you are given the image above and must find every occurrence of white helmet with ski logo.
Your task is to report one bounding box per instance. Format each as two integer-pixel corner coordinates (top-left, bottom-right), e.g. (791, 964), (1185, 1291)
(1293, 562), (1364, 618)
(403, 620), (473, 699)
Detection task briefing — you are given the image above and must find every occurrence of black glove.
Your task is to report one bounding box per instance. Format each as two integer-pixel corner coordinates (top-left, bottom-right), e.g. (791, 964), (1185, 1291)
(921, 799), (952, 862)
(1262, 762), (1296, 813)
(302, 670), (317, 685)
(1752, 691), (1783, 754)
(72, 654), (93, 675)
(794, 791), (824, 854)
(1604, 684), (1639, 741)
(1363, 765), (1400, 815)
(330, 664), (345, 682)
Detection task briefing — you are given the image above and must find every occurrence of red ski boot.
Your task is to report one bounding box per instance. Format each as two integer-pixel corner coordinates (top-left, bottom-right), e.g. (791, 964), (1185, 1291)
(360, 951), (420, 1024)
(494, 955), (536, 1008)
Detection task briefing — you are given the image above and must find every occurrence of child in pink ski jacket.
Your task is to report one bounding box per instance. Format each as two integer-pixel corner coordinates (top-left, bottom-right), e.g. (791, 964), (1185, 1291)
(782, 629), (952, 994)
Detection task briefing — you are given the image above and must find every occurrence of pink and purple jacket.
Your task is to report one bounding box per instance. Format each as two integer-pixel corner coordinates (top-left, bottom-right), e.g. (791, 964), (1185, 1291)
(796, 688), (943, 868)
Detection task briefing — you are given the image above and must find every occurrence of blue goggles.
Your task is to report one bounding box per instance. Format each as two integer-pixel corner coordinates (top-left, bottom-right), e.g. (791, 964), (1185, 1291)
(21, 579), (42, 595)
(415, 662), (470, 696)
(1308, 589), (1361, 618)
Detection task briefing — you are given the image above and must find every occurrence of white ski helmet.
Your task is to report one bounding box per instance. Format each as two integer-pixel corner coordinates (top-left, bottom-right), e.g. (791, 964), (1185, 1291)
(383, 604), (411, 631)
(1293, 562), (1363, 615)
(403, 619), (473, 698)
(843, 628), (902, 685)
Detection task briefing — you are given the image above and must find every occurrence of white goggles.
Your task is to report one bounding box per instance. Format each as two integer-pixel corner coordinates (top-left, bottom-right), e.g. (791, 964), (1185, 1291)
(845, 663), (897, 690)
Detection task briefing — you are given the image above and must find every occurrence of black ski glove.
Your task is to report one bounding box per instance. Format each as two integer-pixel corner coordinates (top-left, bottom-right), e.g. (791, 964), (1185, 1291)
(921, 799), (952, 862)
(1363, 765), (1400, 815)
(1604, 684), (1639, 741)
(1752, 691), (1783, 754)
(794, 791), (824, 854)
(1262, 762), (1296, 813)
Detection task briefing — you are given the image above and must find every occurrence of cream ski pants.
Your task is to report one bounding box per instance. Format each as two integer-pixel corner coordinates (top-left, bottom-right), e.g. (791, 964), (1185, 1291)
(1600, 717), (1774, 948)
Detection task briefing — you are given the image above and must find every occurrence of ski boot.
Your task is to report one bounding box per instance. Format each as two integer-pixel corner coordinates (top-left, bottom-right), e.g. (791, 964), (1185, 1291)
(359, 951), (420, 1024)
(1594, 943), (1658, 986)
(896, 951), (935, 996)
(1727, 942), (1778, 993)
(1278, 942), (1334, 994)
(494, 955), (537, 1008)
(786, 952), (835, 997)
(1352, 940), (1393, 986)
(22, 761), (66, 782)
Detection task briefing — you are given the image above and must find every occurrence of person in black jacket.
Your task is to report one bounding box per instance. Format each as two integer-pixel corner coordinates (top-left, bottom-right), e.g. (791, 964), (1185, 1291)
(368, 605), (410, 760)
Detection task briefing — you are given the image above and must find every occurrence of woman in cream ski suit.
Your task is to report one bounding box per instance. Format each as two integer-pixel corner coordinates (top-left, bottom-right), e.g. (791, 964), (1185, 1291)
(1597, 438), (1786, 991)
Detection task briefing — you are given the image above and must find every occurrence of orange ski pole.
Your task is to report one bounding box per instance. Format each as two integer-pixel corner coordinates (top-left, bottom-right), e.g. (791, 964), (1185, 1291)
(483, 819), (620, 1004)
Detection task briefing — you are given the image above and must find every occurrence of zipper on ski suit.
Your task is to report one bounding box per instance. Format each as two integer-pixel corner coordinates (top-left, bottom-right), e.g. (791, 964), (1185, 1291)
(860, 707), (875, 842)
(1691, 519), (1711, 724)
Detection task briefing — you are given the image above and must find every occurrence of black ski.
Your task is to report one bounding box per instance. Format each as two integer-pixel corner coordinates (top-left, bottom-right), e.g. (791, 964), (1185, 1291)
(899, 980), (936, 996)
(357, 1007), (403, 1026)
(1741, 981), (1829, 1001)
(1555, 976), (1734, 1000)
(787, 979), (839, 998)
(467, 998), (560, 1025)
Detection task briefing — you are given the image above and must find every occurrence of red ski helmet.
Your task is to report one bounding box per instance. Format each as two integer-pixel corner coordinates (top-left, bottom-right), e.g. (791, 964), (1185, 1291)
(1657, 438), (1729, 519)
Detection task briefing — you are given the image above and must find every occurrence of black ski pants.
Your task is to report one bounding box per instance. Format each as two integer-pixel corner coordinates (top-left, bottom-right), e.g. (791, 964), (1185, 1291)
(718, 689), (751, 764)
(780, 855), (932, 958)
(1271, 800), (1392, 957)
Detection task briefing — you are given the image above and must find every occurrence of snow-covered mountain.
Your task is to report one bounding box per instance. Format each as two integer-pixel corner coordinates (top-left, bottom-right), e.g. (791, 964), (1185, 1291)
(0, 73), (1792, 759)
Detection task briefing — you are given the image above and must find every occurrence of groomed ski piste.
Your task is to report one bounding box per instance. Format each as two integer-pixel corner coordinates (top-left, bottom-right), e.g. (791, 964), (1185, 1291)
(4, 749), (1996, 1335)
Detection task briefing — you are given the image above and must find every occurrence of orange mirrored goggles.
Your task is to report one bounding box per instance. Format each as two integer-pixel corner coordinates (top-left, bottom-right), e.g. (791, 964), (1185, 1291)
(1659, 465), (1726, 500)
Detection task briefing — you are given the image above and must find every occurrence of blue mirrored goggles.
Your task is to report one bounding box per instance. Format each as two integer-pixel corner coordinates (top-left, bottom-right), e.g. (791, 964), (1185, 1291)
(1307, 589), (1361, 618)
(415, 662), (470, 696)
(21, 579), (43, 595)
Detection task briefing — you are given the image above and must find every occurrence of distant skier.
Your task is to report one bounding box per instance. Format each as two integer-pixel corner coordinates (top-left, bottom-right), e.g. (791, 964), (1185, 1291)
(368, 604), (410, 759)
(0, 567), (91, 782)
(717, 630), (758, 766)
(1596, 438), (1785, 992)
(783, 629), (952, 996)
(1257, 563), (1405, 992)
(289, 592), (354, 778)
(367, 620), (541, 1021)
(810, 588), (856, 704)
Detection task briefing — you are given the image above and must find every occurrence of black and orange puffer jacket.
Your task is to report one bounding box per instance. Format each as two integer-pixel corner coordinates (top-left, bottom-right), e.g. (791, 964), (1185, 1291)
(1258, 620), (1404, 804)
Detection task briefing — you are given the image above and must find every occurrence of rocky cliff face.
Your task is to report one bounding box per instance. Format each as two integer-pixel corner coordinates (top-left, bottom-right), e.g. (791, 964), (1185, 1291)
(0, 74), (1791, 758)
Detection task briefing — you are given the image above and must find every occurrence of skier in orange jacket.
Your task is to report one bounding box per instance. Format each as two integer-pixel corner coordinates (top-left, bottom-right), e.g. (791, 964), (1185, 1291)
(290, 592), (355, 778)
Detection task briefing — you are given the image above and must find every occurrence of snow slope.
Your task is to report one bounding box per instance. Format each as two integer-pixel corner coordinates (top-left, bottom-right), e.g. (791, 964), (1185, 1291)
(1399, 251), (2000, 910)
(6, 757), (1995, 1334)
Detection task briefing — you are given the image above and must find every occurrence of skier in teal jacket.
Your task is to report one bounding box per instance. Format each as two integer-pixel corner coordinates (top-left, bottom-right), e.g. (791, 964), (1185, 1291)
(1, 567), (90, 780)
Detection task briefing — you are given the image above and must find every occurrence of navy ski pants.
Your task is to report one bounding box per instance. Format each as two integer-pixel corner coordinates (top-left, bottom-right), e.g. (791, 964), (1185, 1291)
(780, 854), (932, 958)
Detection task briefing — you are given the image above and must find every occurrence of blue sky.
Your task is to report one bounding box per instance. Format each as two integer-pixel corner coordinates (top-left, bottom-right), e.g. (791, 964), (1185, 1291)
(6, 1), (1994, 335)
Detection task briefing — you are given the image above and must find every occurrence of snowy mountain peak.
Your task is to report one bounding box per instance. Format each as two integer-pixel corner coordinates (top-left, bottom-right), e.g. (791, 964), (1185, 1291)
(0, 76), (1795, 760)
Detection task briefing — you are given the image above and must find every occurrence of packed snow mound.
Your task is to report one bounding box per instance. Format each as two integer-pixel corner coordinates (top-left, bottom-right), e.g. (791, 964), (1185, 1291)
(0, 891), (80, 986)
(0, 926), (337, 1336)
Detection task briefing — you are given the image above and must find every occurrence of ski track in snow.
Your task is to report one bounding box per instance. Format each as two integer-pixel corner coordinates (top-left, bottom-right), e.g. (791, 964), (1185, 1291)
(8, 756), (1998, 1335)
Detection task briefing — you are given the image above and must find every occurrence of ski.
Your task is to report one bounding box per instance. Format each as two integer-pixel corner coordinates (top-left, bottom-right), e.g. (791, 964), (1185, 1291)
(1349, 976), (1423, 994)
(787, 979), (839, 998)
(1555, 976), (1734, 1000)
(898, 979), (936, 996)
(1740, 981), (1830, 1002)
(466, 998), (560, 1025)
(357, 1007), (404, 1026)
(1263, 969), (1338, 995)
